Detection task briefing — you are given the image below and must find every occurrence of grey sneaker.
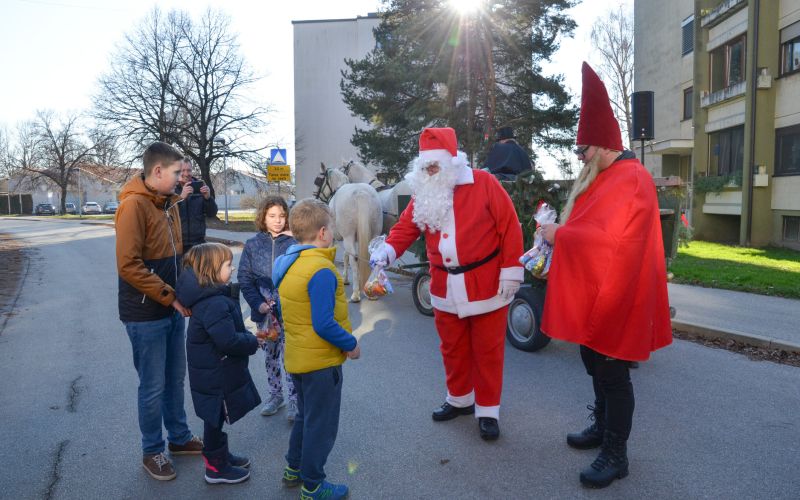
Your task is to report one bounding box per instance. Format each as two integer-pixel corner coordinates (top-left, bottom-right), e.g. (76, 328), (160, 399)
(286, 400), (298, 422)
(260, 395), (285, 416)
(142, 452), (176, 481)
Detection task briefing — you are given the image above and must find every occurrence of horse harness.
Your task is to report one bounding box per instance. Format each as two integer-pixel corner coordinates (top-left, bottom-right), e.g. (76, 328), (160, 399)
(341, 160), (385, 191)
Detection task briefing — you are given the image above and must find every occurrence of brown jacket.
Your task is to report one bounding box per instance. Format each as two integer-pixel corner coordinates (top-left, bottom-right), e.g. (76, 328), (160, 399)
(115, 174), (183, 322)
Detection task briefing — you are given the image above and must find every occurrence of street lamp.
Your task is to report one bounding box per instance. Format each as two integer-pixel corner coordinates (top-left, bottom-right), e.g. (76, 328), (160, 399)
(213, 137), (229, 224)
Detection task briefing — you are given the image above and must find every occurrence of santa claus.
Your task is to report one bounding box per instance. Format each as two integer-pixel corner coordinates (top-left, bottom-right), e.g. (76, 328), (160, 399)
(370, 127), (523, 441)
(539, 63), (672, 488)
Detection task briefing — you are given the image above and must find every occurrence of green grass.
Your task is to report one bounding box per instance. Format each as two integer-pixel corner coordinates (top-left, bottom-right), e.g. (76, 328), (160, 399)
(670, 241), (800, 299)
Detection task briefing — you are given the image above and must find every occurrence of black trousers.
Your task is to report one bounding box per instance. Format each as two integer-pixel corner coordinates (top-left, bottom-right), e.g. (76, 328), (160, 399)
(203, 412), (227, 454)
(580, 345), (635, 440)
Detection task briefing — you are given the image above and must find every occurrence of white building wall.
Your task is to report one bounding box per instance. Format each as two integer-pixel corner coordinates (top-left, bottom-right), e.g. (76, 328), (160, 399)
(293, 14), (380, 200)
(634, 0), (695, 174)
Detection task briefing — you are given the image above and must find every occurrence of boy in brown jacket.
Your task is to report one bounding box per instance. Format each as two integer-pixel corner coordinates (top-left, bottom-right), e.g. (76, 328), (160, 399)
(115, 141), (202, 480)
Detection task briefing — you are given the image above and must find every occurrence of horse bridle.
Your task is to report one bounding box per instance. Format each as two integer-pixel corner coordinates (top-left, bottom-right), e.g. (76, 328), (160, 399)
(313, 168), (337, 203)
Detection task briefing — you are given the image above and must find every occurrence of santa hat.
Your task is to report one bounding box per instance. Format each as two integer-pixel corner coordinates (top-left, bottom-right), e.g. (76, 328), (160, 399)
(576, 62), (624, 152)
(418, 127), (466, 168)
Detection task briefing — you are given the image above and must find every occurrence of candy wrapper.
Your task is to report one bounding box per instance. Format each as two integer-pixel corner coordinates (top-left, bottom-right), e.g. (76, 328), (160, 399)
(364, 265), (394, 300)
(256, 284), (283, 343)
(519, 202), (557, 279)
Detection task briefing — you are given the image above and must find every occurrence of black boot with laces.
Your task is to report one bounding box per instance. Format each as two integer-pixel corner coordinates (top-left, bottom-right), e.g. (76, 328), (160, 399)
(566, 404), (604, 449)
(579, 430), (629, 488)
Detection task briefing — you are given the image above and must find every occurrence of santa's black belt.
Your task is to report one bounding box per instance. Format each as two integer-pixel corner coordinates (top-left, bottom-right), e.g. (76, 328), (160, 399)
(434, 248), (500, 275)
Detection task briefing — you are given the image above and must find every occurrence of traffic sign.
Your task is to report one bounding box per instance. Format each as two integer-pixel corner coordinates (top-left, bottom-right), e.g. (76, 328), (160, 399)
(269, 148), (287, 165)
(268, 165), (291, 182)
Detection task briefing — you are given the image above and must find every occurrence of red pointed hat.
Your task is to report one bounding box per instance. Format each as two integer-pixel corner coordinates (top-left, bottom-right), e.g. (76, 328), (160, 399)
(576, 62), (624, 151)
(419, 127), (458, 166)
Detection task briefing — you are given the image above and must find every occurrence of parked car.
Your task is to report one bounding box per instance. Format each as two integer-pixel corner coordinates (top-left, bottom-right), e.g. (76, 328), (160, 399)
(82, 202), (102, 214)
(35, 203), (56, 215)
(64, 203), (77, 215)
(103, 201), (119, 214)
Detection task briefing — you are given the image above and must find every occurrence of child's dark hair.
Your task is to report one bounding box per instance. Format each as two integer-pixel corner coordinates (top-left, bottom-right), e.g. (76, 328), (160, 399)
(142, 141), (183, 176)
(183, 242), (234, 287)
(255, 196), (290, 233)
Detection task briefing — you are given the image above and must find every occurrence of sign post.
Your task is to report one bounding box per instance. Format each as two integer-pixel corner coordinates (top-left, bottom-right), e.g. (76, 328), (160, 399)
(268, 148), (290, 197)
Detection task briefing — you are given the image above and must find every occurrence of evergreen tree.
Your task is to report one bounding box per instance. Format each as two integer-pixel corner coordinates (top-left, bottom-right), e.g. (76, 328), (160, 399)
(341, 0), (578, 181)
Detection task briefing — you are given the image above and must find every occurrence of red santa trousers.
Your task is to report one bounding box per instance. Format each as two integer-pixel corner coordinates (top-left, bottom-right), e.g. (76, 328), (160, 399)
(433, 305), (508, 420)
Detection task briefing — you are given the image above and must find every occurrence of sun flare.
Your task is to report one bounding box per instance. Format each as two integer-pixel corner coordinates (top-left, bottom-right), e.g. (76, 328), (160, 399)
(449, 0), (484, 15)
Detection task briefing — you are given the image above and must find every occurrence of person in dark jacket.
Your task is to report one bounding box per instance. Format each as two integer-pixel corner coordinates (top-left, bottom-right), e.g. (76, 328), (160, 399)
(176, 157), (218, 252)
(238, 196), (298, 420)
(483, 126), (533, 181)
(176, 242), (262, 485)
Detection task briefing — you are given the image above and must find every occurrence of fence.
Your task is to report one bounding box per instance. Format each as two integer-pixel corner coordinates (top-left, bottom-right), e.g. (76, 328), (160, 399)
(0, 193), (33, 215)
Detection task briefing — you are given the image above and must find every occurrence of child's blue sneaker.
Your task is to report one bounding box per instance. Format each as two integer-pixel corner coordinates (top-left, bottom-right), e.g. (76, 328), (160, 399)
(300, 480), (349, 499)
(282, 465), (302, 487)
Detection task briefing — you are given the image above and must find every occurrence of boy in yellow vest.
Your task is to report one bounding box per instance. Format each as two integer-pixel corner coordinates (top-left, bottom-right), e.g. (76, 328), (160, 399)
(271, 198), (360, 500)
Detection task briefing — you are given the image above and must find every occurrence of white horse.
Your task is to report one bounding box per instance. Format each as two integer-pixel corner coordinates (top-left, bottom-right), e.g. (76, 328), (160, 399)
(313, 164), (383, 302)
(339, 160), (413, 232)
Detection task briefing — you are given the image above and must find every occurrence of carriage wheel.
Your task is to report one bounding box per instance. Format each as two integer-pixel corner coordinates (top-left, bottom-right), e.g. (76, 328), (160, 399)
(506, 286), (550, 352)
(412, 269), (434, 317)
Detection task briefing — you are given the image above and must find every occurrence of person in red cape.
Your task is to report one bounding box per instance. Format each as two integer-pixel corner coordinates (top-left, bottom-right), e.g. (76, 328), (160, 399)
(370, 127), (523, 441)
(539, 63), (672, 488)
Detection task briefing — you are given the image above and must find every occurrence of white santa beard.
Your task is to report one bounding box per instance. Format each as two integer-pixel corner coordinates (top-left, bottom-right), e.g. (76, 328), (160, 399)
(405, 161), (459, 232)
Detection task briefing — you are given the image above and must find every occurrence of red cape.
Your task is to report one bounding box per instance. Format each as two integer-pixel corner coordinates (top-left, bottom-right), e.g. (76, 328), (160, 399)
(541, 159), (672, 361)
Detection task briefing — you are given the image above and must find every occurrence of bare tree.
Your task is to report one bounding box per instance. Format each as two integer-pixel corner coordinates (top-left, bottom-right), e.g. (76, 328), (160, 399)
(94, 7), (270, 199)
(590, 4), (634, 149)
(14, 111), (102, 213)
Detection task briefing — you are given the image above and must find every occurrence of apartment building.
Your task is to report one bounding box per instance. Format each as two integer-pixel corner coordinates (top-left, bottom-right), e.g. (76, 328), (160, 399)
(635, 0), (800, 249)
(292, 13), (380, 199)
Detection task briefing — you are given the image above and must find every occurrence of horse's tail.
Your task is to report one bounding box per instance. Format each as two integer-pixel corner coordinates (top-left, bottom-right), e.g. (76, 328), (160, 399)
(356, 194), (372, 297)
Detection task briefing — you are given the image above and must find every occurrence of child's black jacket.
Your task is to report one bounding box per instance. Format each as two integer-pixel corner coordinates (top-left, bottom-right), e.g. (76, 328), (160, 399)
(176, 268), (260, 425)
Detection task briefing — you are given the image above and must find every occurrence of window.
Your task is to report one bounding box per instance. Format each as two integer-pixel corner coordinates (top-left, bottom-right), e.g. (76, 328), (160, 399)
(682, 16), (694, 55)
(710, 36), (746, 92)
(708, 126), (744, 176)
(784, 216), (800, 242)
(776, 125), (800, 175)
(781, 21), (800, 76)
(683, 87), (693, 120)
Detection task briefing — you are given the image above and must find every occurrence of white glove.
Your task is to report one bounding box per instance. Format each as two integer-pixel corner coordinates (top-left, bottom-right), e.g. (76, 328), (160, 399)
(497, 280), (521, 301)
(369, 243), (394, 268)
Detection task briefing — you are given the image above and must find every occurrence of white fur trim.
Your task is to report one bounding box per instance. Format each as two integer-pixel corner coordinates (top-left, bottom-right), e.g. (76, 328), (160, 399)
(454, 165), (474, 185)
(437, 213), (458, 269)
(446, 390), (475, 407)
(419, 149), (454, 167)
(475, 404), (500, 420)
(499, 267), (524, 282)
(431, 291), (512, 319)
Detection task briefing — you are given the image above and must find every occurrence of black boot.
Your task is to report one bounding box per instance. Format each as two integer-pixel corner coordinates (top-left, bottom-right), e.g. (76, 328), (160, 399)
(579, 430), (629, 488)
(567, 404), (604, 449)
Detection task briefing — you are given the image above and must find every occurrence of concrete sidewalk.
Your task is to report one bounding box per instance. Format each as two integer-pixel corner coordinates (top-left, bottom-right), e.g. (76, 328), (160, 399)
(206, 227), (800, 354)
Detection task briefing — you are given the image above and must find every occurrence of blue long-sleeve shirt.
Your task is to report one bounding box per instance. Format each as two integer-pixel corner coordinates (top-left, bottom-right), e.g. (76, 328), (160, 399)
(307, 268), (357, 352)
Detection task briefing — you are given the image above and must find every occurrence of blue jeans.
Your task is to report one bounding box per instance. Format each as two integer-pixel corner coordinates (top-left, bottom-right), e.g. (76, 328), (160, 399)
(286, 365), (343, 489)
(125, 311), (192, 455)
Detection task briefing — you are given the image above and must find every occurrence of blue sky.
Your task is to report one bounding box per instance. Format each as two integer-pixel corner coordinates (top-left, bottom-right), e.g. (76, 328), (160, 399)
(0, 0), (631, 178)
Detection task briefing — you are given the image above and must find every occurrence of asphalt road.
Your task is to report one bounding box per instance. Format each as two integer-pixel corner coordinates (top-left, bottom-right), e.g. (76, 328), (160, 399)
(1, 217), (799, 499)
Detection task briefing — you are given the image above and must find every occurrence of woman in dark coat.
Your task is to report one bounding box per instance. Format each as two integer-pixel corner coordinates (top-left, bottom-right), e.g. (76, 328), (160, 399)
(176, 243), (262, 485)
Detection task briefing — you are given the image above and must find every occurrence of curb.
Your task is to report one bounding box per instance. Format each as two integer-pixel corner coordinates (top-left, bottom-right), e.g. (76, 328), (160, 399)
(671, 320), (800, 355)
(206, 236), (244, 248)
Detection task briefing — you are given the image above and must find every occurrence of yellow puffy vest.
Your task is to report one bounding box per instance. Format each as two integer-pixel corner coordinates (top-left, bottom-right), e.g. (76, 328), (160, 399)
(278, 246), (352, 374)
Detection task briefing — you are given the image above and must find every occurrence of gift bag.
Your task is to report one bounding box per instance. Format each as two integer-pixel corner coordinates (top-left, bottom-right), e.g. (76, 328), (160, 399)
(364, 265), (394, 300)
(520, 202), (557, 279)
(256, 285), (283, 342)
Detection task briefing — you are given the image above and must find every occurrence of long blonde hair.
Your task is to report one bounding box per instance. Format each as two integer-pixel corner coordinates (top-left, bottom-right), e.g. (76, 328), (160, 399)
(560, 153), (601, 223)
(183, 242), (233, 287)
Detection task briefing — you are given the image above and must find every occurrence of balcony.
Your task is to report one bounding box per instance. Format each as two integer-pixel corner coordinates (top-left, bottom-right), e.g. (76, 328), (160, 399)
(700, 0), (747, 29)
(703, 188), (742, 215)
(700, 81), (746, 108)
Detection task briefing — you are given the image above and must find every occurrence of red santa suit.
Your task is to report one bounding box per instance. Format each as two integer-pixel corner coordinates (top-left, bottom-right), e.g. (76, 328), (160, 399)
(384, 132), (523, 420)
